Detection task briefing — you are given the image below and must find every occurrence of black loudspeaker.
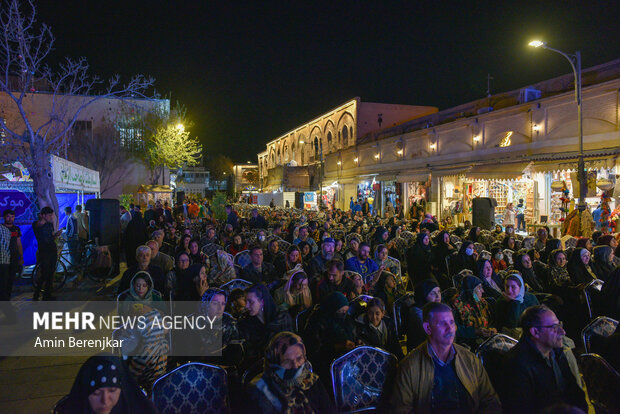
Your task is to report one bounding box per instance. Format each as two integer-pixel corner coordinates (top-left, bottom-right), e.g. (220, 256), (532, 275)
(176, 191), (185, 206)
(85, 198), (120, 246)
(295, 192), (304, 209)
(472, 197), (497, 230)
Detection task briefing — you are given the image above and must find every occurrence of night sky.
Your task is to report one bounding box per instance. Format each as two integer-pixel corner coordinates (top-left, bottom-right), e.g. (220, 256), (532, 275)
(36, 1), (620, 163)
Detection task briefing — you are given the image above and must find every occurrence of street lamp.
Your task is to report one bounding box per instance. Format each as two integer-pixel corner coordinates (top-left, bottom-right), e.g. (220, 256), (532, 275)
(529, 40), (585, 210)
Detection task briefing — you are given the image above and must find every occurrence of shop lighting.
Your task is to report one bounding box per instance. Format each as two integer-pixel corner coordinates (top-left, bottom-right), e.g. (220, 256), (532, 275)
(429, 142), (437, 150)
(374, 153), (380, 159)
(337, 160), (342, 165)
(473, 135), (481, 143)
(354, 157), (359, 163)
(397, 149), (403, 155)
(532, 124), (542, 132)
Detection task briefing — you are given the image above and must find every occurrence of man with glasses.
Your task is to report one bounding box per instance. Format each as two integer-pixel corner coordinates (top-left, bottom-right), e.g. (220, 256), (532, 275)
(500, 305), (587, 413)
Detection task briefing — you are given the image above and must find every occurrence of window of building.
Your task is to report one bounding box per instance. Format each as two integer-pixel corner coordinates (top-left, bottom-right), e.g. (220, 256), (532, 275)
(342, 126), (348, 146)
(314, 137), (319, 158)
(327, 131), (332, 150)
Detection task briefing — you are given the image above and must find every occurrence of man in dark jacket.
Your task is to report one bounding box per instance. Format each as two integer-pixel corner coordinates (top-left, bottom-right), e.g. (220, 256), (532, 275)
(249, 208), (268, 229)
(240, 245), (277, 284)
(225, 205), (238, 229)
(307, 237), (335, 281)
(315, 259), (355, 303)
(118, 245), (166, 296)
(500, 305), (587, 413)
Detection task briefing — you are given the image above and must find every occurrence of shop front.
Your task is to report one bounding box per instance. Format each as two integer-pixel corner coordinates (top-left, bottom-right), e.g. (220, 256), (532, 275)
(356, 176), (378, 215)
(396, 171), (430, 219)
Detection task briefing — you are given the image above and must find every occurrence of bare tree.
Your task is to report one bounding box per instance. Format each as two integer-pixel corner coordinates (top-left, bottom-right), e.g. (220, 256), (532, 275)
(0, 0), (154, 215)
(68, 119), (132, 195)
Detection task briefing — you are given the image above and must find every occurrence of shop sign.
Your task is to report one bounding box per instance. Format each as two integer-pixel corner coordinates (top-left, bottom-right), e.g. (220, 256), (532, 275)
(304, 192), (317, 210)
(0, 190), (32, 218)
(51, 155), (100, 192)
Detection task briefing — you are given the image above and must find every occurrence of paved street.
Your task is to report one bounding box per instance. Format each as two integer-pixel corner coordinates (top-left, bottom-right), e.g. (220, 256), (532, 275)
(0, 272), (122, 413)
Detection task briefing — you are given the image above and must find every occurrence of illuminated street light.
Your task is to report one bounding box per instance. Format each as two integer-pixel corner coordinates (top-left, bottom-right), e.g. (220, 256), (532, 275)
(528, 40), (585, 209)
(176, 123), (184, 131)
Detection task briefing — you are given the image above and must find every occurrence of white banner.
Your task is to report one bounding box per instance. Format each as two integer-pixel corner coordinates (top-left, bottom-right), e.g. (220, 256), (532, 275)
(51, 154), (100, 192)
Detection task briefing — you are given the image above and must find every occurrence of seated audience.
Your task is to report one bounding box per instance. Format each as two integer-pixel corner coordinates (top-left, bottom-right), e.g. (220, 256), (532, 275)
(391, 302), (502, 413)
(451, 276), (496, 347)
(356, 297), (404, 359)
(494, 274), (539, 335)
(500, 305), (587, 413)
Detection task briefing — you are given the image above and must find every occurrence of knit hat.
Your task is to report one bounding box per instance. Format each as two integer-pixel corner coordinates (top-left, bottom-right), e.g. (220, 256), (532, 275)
(414, 279), (439, 306)
(86, 358), (122, 394)
(322, 291), (349, 315)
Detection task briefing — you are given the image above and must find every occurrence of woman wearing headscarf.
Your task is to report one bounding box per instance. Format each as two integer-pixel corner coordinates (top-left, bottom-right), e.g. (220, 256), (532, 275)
(124, 209), (148, 268)
(490, 246), (507, 273)
(175, 234), (192, 258)
(198, 288), (241, 365)
(451, 241), (478, 276)
(188, 239), (206, 265)
(118, 271), (165, 316)
(467, 226), (481, 243)
(494, 273), (539, 335)
(406, 279), (441, 351)
(175, 263), (209, 301)
(274, 245), (303, 278)
(451, 275), (496, 347)
(547, 249), (572, 290)
(59, 354), (158, 414)
(567, 247), (597, 285)
(406, 232), (435, 285)
(247, 332), (336, 414)
(303, 292), (359, 381)
(348, 272), (368, 300)
(513, 251), (545, 293)
(476, 258), (503, 301)
(432, 230), (455, 288)
(374, 244), (401, 279)
(372, 272), (402, 313)
(356, 298), (404, 359)
(238, 284), (294, 366)
(575, 237), (593, 252)
(227, 233), (248, 256)
(372, 226), (389, 250)
(591, 245), (616, 281)
(501, 236), (516, 251)
(273, 269), (312, 315)
(541, 238), (562, 264)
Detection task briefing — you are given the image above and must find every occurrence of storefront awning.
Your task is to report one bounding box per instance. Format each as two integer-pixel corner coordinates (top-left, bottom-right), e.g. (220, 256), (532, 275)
(431, 166), (472, 177)
(396, 171), (430, 183)
(466, 162), (531, 180)
(530, 156), (617, 173)
(376, 174), (397, 181)
(137, 185), (172, 193)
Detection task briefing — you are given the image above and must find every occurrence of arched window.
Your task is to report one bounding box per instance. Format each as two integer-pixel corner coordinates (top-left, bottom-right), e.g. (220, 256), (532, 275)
(291, 142), (296, 161)
(314, 137), (319, 158)
(342, 126), (348, 146)
(349, 126), (353, 142)
(327, 131), (333, 150)
(277, 148), (281, 164)
(284, 144), (289, 161)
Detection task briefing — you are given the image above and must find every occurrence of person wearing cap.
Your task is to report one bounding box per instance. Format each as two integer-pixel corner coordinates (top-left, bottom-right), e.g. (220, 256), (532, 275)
(59, 353), (158, 413)
(306, 237), (335, 282)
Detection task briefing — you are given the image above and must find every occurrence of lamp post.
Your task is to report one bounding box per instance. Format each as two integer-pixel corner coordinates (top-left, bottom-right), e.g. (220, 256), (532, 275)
(528, 40), (586, 210)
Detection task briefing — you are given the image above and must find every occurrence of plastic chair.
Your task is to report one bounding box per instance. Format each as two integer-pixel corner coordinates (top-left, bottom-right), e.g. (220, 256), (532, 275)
(331, 346), (398, 413)
(578, 353), (620, 413)
(582, 316), (618, 353)
(220, 278), (252, 294)
(234, 250), (252, 269)
(201, 243), (223, 257)
(475, 333), (518, 364)
(348, 295), (374, 319)
(581, 279), (605, 319)
(346, 232), (363, 244)
(152, 362), (229, 414)
(296, 305), (316, 333)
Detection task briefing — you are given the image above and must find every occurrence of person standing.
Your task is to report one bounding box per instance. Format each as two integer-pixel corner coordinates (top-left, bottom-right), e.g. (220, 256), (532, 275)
(2, 209), (23, 283)
(63, 206), (79, 268)
(33, 207), (62, 300)
(515, 199), (526, 232)
(0, 214), (15, 321)
(73, 205), (89, 243)
(503, 202), (516, 229)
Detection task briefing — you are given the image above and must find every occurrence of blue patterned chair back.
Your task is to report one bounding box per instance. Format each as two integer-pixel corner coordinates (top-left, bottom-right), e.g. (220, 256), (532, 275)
(399, 231), (415, 244)
(331, 346), (397, 413)
(346, 232), (363, 244)
(392, 237), (408, 255)
(201, 243), (223, 257)
(475, 334), (518, 364)
(581, 279), (605, 319)
(295, 305), (317, 333)
(152, 362), (229, 414)
(578, 353), (620, 412)
(502, 249), (514, 265)
(450, 234), (462, 245)
(276, 239), (291, 252)
(221, 279), (252, 295)
(582, 316), (618, 353)
(474, 242), (486, 254)
(234, 250), (252, 268)
(393, 292), (415, 338)
(522, 236), (536, 250)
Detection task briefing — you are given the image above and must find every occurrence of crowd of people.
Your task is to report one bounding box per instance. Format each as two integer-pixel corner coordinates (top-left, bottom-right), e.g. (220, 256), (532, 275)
(2, 198), (619, 413)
